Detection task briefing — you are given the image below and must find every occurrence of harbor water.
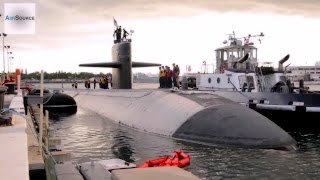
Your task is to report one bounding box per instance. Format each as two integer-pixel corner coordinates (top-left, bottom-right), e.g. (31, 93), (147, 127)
(45, 83), (320, 180)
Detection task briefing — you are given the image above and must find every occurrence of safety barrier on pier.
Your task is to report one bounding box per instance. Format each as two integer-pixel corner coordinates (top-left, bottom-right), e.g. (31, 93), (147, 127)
(27, 103), (71, 180)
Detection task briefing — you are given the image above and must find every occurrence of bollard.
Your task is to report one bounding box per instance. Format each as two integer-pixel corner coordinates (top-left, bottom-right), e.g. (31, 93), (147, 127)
(0, 86), (8, 109)
(181, 76), (188, 90)
(23, 96), (28, 115)
(299, 79), (304, 94)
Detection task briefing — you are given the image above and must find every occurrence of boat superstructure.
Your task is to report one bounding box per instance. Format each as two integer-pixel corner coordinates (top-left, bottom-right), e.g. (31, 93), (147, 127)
(191, 32), (320, 132)
(196, 32), (290, 93)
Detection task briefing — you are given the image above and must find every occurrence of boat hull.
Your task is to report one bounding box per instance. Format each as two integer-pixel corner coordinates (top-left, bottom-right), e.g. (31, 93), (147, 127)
(212, 91), (320, 132)
(250, 106), (320, 132)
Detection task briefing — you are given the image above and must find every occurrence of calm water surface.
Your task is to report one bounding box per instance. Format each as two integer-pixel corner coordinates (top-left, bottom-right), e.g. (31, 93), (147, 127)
(42, 83), (320, 179)
(50, 107), (320, 180)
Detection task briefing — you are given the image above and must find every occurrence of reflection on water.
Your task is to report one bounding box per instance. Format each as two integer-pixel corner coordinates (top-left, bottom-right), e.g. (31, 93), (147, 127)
(50, 107), (320, 180)
(111, 128), (135, 163)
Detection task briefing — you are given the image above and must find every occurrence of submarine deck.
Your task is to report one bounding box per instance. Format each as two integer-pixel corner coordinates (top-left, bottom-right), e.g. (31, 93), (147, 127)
(175, 91), (235, 107)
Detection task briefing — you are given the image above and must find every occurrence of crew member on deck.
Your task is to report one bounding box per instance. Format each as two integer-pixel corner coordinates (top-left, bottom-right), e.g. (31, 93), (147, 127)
(163, 66), (167, 88)
(167, 66), (173, 88)
(172, 63), (177, 88)
(175, 64), (180, 88)
(159, 67), (165, 88)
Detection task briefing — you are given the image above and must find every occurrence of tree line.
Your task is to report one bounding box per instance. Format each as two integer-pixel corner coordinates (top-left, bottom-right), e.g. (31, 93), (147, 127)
(21, 71), (111, 80)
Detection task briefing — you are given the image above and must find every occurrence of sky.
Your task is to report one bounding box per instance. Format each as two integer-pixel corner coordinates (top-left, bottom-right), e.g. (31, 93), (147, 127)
(1, 0), (320, 74)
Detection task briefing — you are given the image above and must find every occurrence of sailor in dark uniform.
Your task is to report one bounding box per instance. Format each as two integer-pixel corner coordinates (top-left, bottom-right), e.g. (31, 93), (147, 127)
(123, 28), (129, 41)
(117, 26), (122, 42)
(113, 26), (122, 43)
(113, 29), (118, 42)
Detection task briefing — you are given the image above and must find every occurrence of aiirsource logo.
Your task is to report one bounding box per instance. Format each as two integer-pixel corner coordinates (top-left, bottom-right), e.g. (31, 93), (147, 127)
(4, 3), (36, 34)
(5, 15), (35, 21)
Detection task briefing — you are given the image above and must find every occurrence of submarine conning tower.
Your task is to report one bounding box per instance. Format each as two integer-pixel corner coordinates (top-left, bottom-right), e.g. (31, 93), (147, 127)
(112, 42), (132, 89)
(79, 38), (161, 89)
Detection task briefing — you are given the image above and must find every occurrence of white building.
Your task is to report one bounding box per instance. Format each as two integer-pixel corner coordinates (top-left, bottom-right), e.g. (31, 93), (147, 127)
(287, 66), (320, 81)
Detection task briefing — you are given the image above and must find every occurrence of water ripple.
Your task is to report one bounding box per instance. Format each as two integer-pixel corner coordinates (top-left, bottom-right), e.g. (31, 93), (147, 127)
(50, 107), (320, 180)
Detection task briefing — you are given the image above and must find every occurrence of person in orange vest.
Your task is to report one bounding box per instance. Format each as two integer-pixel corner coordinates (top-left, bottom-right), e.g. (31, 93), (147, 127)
(159, 67), (164, 88)
(163, 66), (167, 88)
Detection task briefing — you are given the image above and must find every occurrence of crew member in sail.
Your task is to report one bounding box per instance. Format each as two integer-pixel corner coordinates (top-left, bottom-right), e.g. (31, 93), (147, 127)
(122, 28), (129, 41)
(113, 26), (122, 43)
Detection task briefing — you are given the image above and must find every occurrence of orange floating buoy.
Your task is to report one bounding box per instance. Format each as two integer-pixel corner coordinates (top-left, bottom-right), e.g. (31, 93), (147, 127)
(149, 156), (168, 166)
(136, 151), (190, 168)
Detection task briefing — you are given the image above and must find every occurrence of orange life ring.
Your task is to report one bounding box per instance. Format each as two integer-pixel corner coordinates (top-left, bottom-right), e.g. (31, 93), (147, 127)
(136, 151), (190, 168)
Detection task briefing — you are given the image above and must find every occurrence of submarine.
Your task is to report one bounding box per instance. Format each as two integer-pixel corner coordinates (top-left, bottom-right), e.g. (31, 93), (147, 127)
(74, 27), (297, 150)
(25, 88), (77, 114)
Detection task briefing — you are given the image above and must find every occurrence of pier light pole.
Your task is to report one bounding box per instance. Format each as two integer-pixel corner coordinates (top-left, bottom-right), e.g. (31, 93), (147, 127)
(8, 56), (14, 73)
(0, 33), (8, 74)
(4, 46), (11, 72)
(7, 51), (12, 73)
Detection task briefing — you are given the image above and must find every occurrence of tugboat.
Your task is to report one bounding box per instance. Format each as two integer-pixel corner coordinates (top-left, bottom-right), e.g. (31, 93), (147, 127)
(191, 32), (320, 132)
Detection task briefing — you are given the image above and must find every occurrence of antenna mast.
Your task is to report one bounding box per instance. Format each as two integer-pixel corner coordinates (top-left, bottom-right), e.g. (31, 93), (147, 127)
(224, 32), (265, 46)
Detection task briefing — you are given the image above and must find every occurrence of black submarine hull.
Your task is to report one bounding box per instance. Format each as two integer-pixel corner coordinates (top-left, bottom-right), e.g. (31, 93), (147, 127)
(42, 92), (77, 114)
(26, 89), (77, 115)
(66, 89), (296, 150)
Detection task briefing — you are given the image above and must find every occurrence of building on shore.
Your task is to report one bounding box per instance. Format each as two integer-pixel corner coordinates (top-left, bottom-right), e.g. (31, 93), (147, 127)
(287, 66), (320, 81)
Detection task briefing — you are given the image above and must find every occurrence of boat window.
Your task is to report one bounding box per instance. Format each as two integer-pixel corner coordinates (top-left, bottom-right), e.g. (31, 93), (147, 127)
(246, 76), (255, 89)
(252, 49), (257, 58)
(216, 51), (221, 60)
(246, 62), (250, 70)
(224, 51), (228, 61)
(244, 48), (250, 57)
(228, 49), (239, 59)
(238, 75), (247, 88)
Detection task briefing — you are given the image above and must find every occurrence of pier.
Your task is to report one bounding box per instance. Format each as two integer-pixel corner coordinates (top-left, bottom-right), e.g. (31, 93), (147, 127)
(0, 91), (70, 179)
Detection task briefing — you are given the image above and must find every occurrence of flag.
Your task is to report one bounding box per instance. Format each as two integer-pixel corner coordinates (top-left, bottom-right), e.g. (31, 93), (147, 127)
(113, 17), (118, 28)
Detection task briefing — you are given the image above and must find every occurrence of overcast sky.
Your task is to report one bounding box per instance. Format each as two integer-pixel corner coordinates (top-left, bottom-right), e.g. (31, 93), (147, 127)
(1, 0), (320, 74)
